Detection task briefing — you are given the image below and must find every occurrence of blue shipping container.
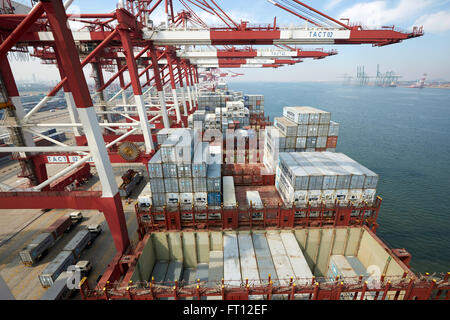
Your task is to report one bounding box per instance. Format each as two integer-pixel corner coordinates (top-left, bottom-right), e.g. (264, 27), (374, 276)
(207, 192), (222, 206)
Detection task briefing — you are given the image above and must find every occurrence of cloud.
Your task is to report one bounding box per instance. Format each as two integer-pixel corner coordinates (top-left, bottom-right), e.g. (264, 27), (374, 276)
(413, 10), (450, 33)
(338, 0), (432, 27)
(325, 0), (345, 11)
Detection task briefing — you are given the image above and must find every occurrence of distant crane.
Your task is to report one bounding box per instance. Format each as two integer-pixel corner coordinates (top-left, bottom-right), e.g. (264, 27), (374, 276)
(356, 66), (370, 86)
(375, 64), (401, 87)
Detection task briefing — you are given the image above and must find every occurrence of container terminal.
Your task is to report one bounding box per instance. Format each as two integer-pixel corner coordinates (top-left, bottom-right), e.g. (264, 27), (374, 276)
(0, 0), (448, 301)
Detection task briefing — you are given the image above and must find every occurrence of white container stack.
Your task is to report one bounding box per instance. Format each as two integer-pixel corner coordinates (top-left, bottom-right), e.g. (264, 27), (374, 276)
(189, 90), (251, 130)
(147, 129), (198, 209)
(263, 106), (340, 172)
(275, 152), (378, 208)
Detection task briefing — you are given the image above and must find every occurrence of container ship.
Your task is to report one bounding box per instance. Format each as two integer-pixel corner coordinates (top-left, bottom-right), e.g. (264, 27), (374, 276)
(74, 82), (447, 301)
(0, 0), (447, 302)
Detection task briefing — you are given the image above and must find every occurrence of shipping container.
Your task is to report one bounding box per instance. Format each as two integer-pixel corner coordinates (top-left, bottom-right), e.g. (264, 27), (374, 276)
(274, 117), (297, 137)
(178, 178), (193, 193)
(162, 163), (178, 178)
(297, 124), (308, 137)
(39, 251), (75, 288)
(149, 178), (165, 194)
(207, 192), (222, 206)
(62, 229), (91, 259)
(206, 164), (221, 192)
(152, 193), (166, 207)
(279, 232), (313, 285)
(328, 121), (340, 136)
(166, 193), (180, 206)
(193, 177), (207, 192)
(40, 271), (75, 300)
(192, 142), (208, 178)
(223, 176), (237, 209)
(194, 192), (207, 206)
(19, 232), (55, 265)
(246, 191), (263, 209)
(180, 193), (194, 206)
(44, 216), (72, 240)
(148, 151), (163, 178)
(223, 233), (241, 283)
(164, 178), (179, 193)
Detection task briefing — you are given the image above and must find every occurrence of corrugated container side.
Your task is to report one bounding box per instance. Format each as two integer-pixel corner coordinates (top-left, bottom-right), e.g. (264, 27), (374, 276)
(39, 251), (75, 288)
(62, 229), (91, 259)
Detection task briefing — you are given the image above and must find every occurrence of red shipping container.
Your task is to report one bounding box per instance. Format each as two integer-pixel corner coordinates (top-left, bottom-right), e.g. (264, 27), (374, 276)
(234, 176), (243, 185)
(44, 216), (72, 240)
(242, 175), (252, 185)
(326, 136), (338, 148)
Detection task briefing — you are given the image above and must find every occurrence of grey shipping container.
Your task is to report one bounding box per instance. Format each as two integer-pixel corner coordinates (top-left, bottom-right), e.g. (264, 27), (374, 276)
(40, 271), (75, 300)
(19, 232), (55, 265)
(306, 137), (317, 149)
(178, 178), (193, 193)
(164, 178), (179, 193)
(150, 178), (165, 193)
(178, 163), (192, 178)
(297, 124), (308, 137)
(307, 125), (318, 137)
(193, 178), (207, 192)
(328, 121), (340, 136)
(162, 163), (178, 178)
(148, 151), (163, 178)
(316, 136), (327, 149)
(318, 124), (330, 137)
(152, 193), (166, 207)
(291, 153), (324, 190)
(62, 229), (91, 259)
(39, 251), (75, 288)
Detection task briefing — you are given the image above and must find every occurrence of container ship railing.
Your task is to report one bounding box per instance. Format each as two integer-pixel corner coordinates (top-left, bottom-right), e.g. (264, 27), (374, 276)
(79, 272), (450, 300)
(134, 197), (382, 237)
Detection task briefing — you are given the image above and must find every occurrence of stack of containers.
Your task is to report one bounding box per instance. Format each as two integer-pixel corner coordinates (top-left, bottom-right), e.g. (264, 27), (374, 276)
(148, 129), (196, 208)
(244, 94), (264, 116)
(275, 152), (378, 208)
(207, 145), (222, 208)
(197, 93), (221, 112)
(192, 142), (209, 207)
(263, 106), (340, 171)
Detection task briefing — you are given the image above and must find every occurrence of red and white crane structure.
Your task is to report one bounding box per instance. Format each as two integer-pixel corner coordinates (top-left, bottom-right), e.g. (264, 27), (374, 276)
(0, 0), (423, 256)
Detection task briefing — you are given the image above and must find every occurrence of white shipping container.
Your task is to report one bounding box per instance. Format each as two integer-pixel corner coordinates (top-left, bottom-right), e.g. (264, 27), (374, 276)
(297, 124), (308, 137)
(279, 232), (313, 285)
(274, 117), (297, 137)
(166, 193), (180, 206)
(194, 192), (207, 206)
(237, 233), (260, 284)
(148, 151), (163, 178)
(223, 233), (241, 284)
(296, 137), (306, 149)
(266, 232), (295, 286)
(223, 176), (237, 209)
(328, 121), (340, 137)
(246, 191), (263, 209)
(307, 125), (318, 137)
(180, 193), (193, 205)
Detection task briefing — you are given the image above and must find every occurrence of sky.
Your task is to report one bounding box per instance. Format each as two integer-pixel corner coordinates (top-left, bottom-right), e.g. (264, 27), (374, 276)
(8, 0), (450, 83)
